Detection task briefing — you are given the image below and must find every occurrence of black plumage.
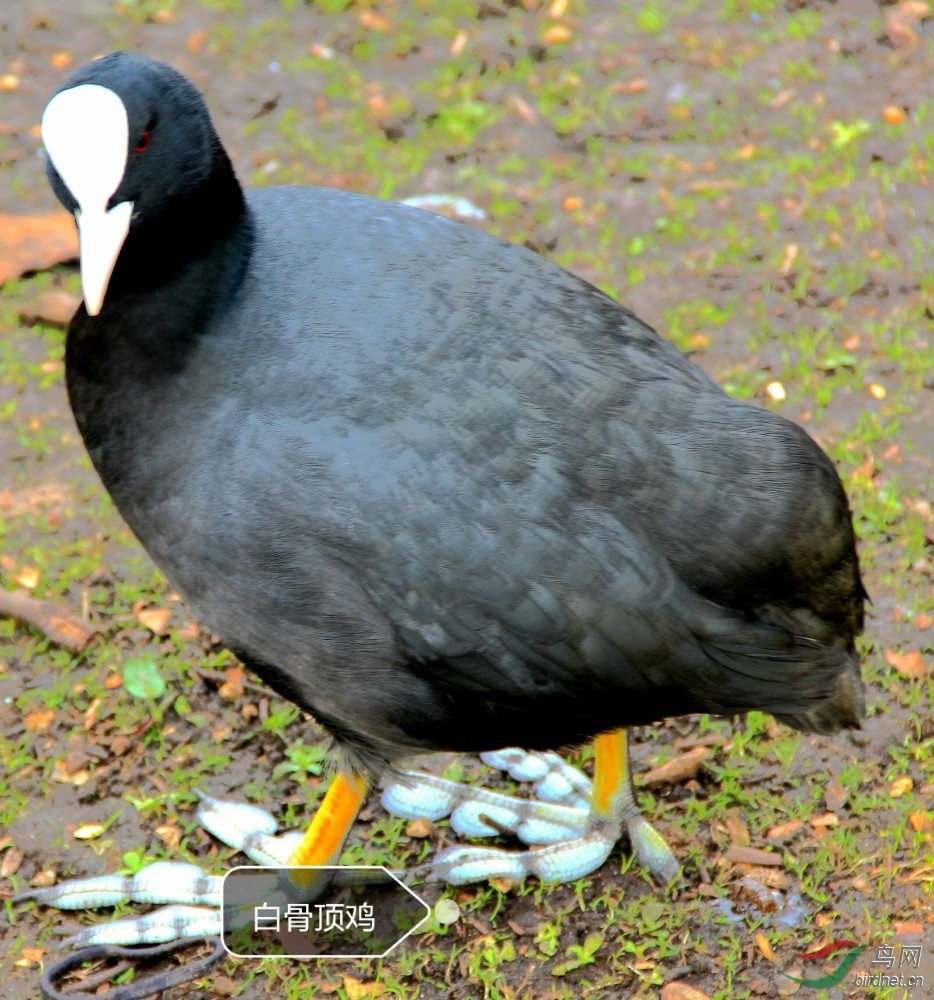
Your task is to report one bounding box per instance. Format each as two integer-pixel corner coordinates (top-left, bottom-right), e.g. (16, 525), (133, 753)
(48, 52), (865, 784)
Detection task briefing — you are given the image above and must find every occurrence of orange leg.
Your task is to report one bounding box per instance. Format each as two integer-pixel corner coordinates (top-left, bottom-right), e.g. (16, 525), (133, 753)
(288, 770), (368, 867)
(594, 727), (678, 879)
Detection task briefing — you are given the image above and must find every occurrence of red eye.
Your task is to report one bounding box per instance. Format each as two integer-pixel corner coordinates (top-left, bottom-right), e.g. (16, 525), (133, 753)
(134, 131), (151, 153)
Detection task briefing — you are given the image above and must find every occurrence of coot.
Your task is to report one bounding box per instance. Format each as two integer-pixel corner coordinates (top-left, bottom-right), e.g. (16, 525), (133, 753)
(35, 51), (865, 935)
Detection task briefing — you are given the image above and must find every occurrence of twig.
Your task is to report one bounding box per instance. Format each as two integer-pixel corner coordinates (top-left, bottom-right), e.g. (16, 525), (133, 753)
(0, 588), (95, 653)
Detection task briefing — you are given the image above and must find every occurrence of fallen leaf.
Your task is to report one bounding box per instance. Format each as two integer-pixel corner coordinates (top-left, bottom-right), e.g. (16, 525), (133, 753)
(883, 104), (907, 124)
(449, 29), (468, 57)
(894, 919), (925, 935)
(219, 665), (245, 701)
(156, 824), (181, 851)
(543, 24), (573, 44)
(742, 866), (791, 889)
(14, 946), (46, 968)
(723, 811), (750, 846)
(766, 820), (802, 839)
(31, 869), (57, 888)
(661, 983), (713, 1000)
(508, 94), (536, 124)
(825, 780), (848, 811)
(342, 976), (380, 1000)
(642, 745), (709, 786)
(186, 29), (208, 54)
(909, 811), (932, 832)
(889, 776), (913, 797)
(358, 10), (391, 31)
(766, 381), (786, 402)
(19, 289), (80, 326)
(137, 605), (172, 635)
(810, 812), (839, 828)
(84, 696), (101, 730)
(1, 847), (24, 877)
(755, 932), (776, 961)
(73, 824), (106, 840)
(0, 213), (78, 286)
(23, 708), (55, 732)
(885, 648), (930, 679)
(13, 566), (40, 589)
(405, 818), (434, 838)
(490, 877), (516, 892)
(52, 758), (90, 786)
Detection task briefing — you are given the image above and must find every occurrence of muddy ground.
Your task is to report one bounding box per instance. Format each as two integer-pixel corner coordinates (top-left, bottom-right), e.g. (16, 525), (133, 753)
(1, 2), (932, 999)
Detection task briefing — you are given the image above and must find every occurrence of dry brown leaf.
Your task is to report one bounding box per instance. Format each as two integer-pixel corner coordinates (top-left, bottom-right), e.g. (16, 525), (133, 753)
(14, 946), (46, 968)
(74, 824), (106, 840)
(156, 823), (182, 851)
(509, 94), (536, 124)
(13, 566), (40, 589)
(894, 919), (926, 935)
(889, 776), (913, 797)
(52, 759), (90, 786)
(137, 605), (172, 635)
(186, 29), (208, 54)
(742, 866), (791, 889)
(342, 976), (381, 1000)
(642, 745), (709, 786)
(31, 869), (57, 888)
(909, 811), (932, 832)
(23, 708), (55, 733)
(661, 983), (713, 1000)
(723, 811), (750, 846)
(405, 818), (434, 838)
(885, 648), (931, 679)
(755, 932), (776, 961)
(810, 812), (839, 828)
(1, 847), (24, 877)
(19, 289), (81, 326)
(543, 24), (573, 44)
(0, 213), (78, 286)
(825, 780), (847, 811)
(359, 10), (391, 31)
(449, 30), (468, 57)
(219, 666), (245, 701)
(766, 819), (802, 839)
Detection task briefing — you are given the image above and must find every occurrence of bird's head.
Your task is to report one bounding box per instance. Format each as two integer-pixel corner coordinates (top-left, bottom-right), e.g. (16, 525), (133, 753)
(42, 51), (222, 316)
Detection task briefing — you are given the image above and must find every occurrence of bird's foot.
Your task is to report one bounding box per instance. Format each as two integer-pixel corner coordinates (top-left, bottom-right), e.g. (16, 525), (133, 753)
(380, 747), (680, 886)
(15, 791), (302, 948)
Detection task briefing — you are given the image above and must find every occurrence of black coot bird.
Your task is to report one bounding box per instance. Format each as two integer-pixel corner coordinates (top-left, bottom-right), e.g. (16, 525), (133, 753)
(37, 51), (865, 925)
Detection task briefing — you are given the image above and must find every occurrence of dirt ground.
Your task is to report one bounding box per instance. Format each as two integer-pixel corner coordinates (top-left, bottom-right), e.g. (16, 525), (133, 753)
(1, 2), (932, 999)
